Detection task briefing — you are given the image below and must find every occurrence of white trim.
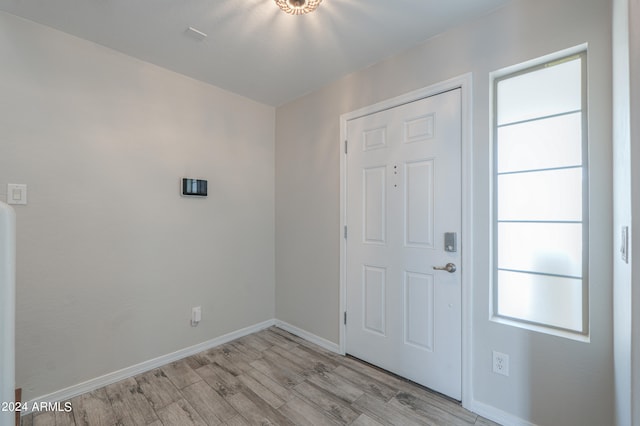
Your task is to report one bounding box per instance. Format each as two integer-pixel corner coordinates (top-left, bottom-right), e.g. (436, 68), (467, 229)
(488, 45), (591, 342)
(469, 399), (538, 426)
(459, 73), (474, 412)
(274, 320), (341, 354)
(0, 202), (16, 426)
(490, 43), (588, 80)
(22, 319), (275, 415)
(339, 73), (474, 409)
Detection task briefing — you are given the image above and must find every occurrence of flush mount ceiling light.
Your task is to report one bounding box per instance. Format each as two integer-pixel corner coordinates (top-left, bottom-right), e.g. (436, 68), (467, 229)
(274, 0), (322, 15)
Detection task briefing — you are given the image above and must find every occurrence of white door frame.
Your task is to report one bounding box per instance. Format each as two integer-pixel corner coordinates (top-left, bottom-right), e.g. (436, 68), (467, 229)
(339, 73), (473, 408)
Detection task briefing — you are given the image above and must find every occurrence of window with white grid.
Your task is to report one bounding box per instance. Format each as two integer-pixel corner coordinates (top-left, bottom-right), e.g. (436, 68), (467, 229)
(492, 52), (588, 337)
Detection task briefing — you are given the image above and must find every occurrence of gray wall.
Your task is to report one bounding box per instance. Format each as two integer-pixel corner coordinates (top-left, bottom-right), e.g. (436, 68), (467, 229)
(275, 0), (613, 424)
(0, 12), (276, 400)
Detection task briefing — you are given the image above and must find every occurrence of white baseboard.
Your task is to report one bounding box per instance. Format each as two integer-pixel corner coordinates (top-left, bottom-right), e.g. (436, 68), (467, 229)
(23, 319), (276, 414)
(274, 320), (340, 354)
(468, 399), (537, 426)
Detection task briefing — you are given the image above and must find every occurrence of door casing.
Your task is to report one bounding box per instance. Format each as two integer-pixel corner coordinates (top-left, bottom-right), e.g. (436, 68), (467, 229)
(339, 73), (473, 408)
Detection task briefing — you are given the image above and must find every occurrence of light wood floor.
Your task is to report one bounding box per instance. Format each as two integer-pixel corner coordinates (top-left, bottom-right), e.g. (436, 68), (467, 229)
(21, 327), (500, 426)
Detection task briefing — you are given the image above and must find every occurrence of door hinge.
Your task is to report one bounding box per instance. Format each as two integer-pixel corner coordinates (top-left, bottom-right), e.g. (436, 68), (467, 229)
(344, 311), (347, 325)
(344, 225), (348, 239)
(344, 140), (348, 154)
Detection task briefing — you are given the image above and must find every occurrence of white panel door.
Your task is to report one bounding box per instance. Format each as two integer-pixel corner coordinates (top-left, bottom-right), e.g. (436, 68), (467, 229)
(346, 89), (462, 399)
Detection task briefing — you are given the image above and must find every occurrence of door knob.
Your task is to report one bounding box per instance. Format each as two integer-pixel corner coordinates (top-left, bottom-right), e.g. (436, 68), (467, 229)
(433, 263), (456, 273)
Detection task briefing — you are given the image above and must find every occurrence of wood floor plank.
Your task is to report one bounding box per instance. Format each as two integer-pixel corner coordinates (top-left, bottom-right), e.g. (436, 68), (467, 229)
(198, 347), (221, 365)
(206, 347), (253, 377)
(71, 388), (117, 426)
(352, 393), (429, 426)
(257, 329), (299, 351)
(180, 379), (237, 423)
(280, 333), (342, 360)
(388, 395), (462, 426)
(239, 388), (296, 426)
(184, 352), (211, 370)
(195, 363), (243, 397)
(307, 370), (365, 404)
(268, 327), (308, 344)
(333, 366), (398, 402)
(229, 339), (263, 361)
(249, 357), (305, 388)
(155, 398), (207, 426)
(160, 358), (203, 390)
(269, 328), (342, 366)
(264, 327), (299, 344)
(292, 381), (361, 424)
(31, 411), (56, 426)
(341, 356), (468, 414)
(391, 391), (476, 425)
(241, 334), (273, 352)
(105, 376), (159, 425)
(277, 397), (340, 426)
(407, 388), (472, 421)
(224, 340), (262, 362)
(223, 414), (251, 426)
(54, 401), (76, 426)
(244, 367), (294, 402)
(261, 348), (309, 377)
(289, 344), (340, 371)
(135, 368), (182, 410)
(351, 413), (385, 426)
(341, 356), (478, 424)
(225, 392), (278, 426)
(238, 372), (286, 409)
(270, 344), (332, 375)
(337, 356), (397, 381)
(332, 355), (420, 393)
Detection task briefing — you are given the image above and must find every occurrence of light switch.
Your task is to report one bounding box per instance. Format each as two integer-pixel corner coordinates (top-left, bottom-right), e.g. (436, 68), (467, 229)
(7, 184), (27, 205)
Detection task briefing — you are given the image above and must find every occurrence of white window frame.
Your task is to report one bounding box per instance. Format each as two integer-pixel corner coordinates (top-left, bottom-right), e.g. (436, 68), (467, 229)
(490, 46), (589, 341)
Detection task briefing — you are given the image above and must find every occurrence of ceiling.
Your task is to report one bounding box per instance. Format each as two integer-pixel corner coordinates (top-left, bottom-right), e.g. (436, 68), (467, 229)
(0, 0), (511, 106)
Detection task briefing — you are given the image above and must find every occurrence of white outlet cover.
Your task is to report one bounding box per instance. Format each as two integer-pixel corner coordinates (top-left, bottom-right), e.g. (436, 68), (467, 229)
(492, 350), (510, 376)
(7, 184), (27, 205)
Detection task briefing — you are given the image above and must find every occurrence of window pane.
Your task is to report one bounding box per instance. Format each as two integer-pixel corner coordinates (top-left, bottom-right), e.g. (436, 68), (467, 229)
(498, 222), (582, 277)
(497, 270), (583, 331)
(497, 59), (582, 125)
(497, 168), (582, 222)
(492, 51), (587, 338)
(497, 112), (582, 173)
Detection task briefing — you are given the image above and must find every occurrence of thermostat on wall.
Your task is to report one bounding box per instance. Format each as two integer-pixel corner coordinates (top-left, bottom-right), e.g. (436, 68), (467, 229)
(182, 178), (207, 197)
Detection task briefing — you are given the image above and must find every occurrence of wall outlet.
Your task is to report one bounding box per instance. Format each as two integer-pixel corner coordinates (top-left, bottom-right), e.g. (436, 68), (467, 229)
(191, 306), (201, 327)
(492, 351), (509, 376)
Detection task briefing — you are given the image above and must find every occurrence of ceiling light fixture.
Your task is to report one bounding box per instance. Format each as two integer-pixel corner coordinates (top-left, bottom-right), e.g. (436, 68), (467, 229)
(274, 0), (322, 15)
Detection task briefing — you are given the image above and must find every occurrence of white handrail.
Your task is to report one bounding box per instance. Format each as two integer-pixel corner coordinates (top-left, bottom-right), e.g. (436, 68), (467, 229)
(0, 202), (15, 426)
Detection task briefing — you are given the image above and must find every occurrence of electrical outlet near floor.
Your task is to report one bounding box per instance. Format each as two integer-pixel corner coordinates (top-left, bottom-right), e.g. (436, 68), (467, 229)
(492, 351), (509, 376)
